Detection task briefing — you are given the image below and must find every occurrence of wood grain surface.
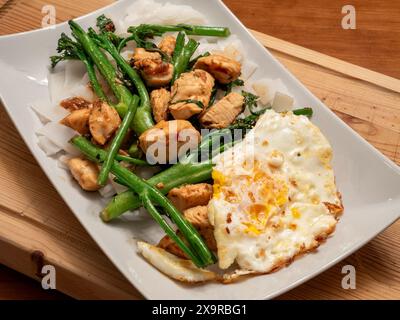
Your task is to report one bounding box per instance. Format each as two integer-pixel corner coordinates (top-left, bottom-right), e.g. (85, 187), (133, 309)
(0, 0), (399, 300)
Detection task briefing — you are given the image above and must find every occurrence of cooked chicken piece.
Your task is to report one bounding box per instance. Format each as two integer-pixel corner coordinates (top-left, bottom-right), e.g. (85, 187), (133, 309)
(144, 63), (173, 88)
(60, 97), (92, 112)
(158, 206), (217, 258)
(168, 183), (213, 212)
(89, 100), (121, 145)
(60, 108), (91, 135)
(68, 157), (100, 191)
(169, 69), (214, 120)
(200, 92), (244, 129)
(132, 48), (173, 87)
(150, 88), (171, 123)
(158, 35), (176, 56)
(193, 54), (241, 84)
(169, 103), (203, 121)
(139, 120), (200, 163)
(184, 205), (217, 251)
(158, 235), (187, 259)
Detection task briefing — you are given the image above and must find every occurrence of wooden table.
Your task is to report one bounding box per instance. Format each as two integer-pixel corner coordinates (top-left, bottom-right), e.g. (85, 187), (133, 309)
(0, 0), (399, 300)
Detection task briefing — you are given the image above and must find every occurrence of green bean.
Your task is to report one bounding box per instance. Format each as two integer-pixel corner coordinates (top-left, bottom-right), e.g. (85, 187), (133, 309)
(98, 96), (139, 186)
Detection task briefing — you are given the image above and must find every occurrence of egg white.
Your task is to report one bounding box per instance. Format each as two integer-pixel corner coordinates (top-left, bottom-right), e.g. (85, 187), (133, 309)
(208, 110), (342, 272)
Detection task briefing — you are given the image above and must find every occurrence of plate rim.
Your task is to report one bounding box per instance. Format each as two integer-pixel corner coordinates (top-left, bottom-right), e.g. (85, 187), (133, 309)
(0, 0), (399, 300)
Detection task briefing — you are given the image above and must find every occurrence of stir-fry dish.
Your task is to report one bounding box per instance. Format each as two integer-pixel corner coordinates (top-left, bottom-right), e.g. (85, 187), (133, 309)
(35, 3), (343, 283)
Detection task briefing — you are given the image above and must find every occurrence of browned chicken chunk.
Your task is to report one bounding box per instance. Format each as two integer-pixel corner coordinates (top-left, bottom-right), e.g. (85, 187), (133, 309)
(158, 206), (217, 258)
(132, 48), (173, 87)
(60, 108), (91, 135)
(60, 96), (91, 111)
(193, 54), (241, 84)
(157, 235), (187, 259)
(184, 205), (216, 250)
(68, 157), (100, 191)
(158, 35), (176, 56)
(139, 120), (200, 164)
(89, 100), (121, 145)
(150, 88), (171, 123)
(200, 92), (244, 129)
(169, 70), (214, 120)
(168, 183), (213, 212)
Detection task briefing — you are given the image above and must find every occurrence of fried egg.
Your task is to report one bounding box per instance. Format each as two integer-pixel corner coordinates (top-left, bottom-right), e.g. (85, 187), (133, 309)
(208, 110), (343, 273)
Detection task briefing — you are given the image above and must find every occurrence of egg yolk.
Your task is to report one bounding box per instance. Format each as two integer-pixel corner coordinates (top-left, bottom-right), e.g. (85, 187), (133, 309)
(212, 170), (225, 198)
(291, 207), (301, 219)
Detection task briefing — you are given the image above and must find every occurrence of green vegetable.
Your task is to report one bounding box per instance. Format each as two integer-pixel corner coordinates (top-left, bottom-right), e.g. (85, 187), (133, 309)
(172, 37), (199, 83)
(50, 33), (108, 102)
(229, 114), (259, 131)
(103, 161), (213, 221)
(102, 118), (257, 221)
(128, 142), (142, 159)
(118, 26), (170, 61)
(127, 24), (231, 38)
(208, 87), (218, 107)
(225, 79), (244, 95)
(115, 154), (149, 166)
(171, 31), (185, 65)
(68, 20), (154, 134)
(88, 16), (154, 134)
(98, 96), (139, 186)
(172, 99), (205, 109)
(293, 107), (313, 118)
(72, 136), (216, 267)
(97, 14), (116, 33)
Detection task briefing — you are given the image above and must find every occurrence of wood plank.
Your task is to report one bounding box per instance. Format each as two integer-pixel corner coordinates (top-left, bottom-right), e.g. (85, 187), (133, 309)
(224, 0), (400, 80)
(251, 30), (400, 93)
(0, 0), (399, 300)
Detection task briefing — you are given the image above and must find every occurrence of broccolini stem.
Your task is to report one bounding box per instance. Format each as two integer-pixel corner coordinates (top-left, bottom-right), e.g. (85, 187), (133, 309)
(172, 37), (199, 83)
(68, 20), (132, 115)
(71, 136), (216, 267)
(102, 161), (213, 221)
(293, 107), (313, 118)
(141, 192), (204, 265)
(98, 96), (139, 186)
(116, 154), (148, 166)
(103, 128), (239, 221)
(89, 30), (154, 134)
(82, 58), (108, 102)
(171, 32), (185, 65)
(50, 33), (108, 102)
(128, 24), (231, 37)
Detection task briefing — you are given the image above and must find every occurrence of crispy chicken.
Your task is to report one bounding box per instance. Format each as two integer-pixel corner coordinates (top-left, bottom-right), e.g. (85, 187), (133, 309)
(158, 35), (176, 57)
(60, 97), (91, 112)
(199, 92), (244, 128)
(138, 120), (200, 163)
(168, 183), (213, 212)
(158, 206), (217, 258)
(193, 54), (241, 84)
(89, 100), (121, 145)
(68, 157), (100, 191)
(60, 108), (91, 135)
(169, 69), (214, 120)
(150, 88), (171, 123)
(132, 48), (173, 87)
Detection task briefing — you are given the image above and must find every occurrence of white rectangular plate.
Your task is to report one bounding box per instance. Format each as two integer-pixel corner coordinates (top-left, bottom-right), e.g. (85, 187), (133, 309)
(0, 0), (399, 299)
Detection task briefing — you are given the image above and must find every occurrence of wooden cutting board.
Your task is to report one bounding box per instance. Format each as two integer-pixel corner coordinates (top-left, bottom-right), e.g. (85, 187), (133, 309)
(0, 0), (399, 300)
